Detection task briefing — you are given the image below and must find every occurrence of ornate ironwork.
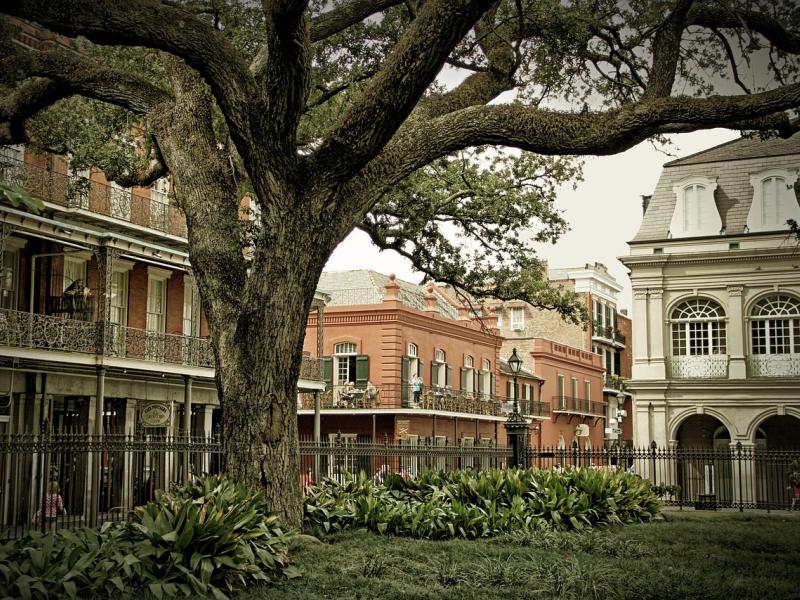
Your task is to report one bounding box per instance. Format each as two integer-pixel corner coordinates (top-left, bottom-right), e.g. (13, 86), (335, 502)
(106, 323), (214, 368)
(0, 157), (188, 237)
(551, 396), (606, 417)
(299, 355), (322, 380)
(668, 355), (729, 378)
(0, 308), (100, 354)
(747, 354), (800, 377)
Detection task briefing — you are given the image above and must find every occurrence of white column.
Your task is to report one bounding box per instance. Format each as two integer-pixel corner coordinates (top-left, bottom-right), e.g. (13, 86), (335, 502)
(632, 289), (650, 379)
(727, 286), (746, 379)
(647, 289), (666, 379)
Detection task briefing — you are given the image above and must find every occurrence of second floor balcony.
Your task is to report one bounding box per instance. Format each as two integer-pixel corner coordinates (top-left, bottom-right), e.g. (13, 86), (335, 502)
(0, 307), (324, 380)
(552, 396), (606, 417)
(747, 354), (800, 377)
(668, 355), (729, 379)
(1, 157), (188, 239)
(298, 383), (551, 419)
(592, 321), (626, 346)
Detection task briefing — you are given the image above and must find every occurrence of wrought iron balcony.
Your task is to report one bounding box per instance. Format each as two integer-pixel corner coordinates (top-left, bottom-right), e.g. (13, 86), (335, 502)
(747, 354), (800, 377)
(0, 309), (211, 368)
(551, 396), (607, 417)
(668, 355), (729, 379)
(297, 383), (550, 418)
(299, 355), (322, 380)
(592, 321), (626, 346)
(603, 373), (627, 392)
(0, 157), (187, 238)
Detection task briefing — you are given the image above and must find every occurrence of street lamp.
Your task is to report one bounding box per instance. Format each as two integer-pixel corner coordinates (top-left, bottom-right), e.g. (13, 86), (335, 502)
(505, 348), (528, 468)
(508, 347), (522, 414)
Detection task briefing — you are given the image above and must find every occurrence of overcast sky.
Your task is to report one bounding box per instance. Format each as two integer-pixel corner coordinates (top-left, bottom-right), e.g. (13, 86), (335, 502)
(324, 128), (739, 311)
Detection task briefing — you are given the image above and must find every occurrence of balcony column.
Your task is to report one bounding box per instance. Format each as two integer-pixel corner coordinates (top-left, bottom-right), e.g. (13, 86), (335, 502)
(0, 222), (18, 275)
(92, 245), (120, 355)
(647, 289), (666, 378)
(316, 305), (324, 362)
(727, 286), (746, 378)
(88, 366), (105, 526)
(182, 376), (193, 483)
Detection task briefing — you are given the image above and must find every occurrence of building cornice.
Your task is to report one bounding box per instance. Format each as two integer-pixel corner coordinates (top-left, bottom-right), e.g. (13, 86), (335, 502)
(620, 246), (799, 268)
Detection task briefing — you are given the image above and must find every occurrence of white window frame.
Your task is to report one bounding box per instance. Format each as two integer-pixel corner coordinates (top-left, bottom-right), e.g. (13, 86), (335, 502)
(108, 260), (133, 356)
(334, 342), (358, 386)
(145, 267), (170, 361)
(434, 349), (446, 388)
(747, 169), (800, 232)
(750, 295), (800, 355)
(182, 274), (201, 337)
(670, 176), (720, 238)
(510, 306), (524, 331)
(671, 298), (727, 356)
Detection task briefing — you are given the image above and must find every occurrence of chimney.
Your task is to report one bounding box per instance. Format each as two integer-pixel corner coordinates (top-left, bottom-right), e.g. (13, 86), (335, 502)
(424, 283), (438, 316)
(383, 273), (399, 302)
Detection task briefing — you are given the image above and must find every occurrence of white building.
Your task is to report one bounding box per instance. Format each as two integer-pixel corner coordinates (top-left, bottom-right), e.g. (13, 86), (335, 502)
(621, 134), (800, 460)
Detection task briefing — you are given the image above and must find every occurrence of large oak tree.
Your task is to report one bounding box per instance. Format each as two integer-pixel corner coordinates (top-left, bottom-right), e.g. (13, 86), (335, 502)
(1, 0), (799, 526)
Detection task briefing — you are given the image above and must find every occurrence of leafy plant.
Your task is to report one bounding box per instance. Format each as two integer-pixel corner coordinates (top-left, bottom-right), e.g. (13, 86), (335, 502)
(0, 476), (297, 600)
(304, 468), (660, 540)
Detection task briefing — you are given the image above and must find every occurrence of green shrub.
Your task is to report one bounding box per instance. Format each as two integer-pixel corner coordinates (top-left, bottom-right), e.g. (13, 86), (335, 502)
(0, 476), (297, 600)
(304, 467), (660, 540)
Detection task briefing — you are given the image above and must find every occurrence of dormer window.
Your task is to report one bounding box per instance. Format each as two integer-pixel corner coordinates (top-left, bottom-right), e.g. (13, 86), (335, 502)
(747, 169), (800, 232)
(670, 176), (720, 238)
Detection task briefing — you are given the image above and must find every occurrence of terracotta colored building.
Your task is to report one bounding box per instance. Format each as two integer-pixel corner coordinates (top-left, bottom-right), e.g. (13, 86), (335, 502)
(300, 271), (517, 450)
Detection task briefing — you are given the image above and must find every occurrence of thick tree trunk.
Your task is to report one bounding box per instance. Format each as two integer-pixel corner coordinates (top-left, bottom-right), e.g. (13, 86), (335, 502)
(151, 57), (342, 528)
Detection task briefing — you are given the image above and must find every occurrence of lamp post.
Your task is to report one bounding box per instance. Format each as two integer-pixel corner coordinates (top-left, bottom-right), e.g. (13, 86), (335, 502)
(504, 348), (529, 468)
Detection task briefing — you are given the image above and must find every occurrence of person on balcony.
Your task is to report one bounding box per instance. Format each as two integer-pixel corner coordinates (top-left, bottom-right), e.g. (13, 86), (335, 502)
(411, 374), (422, 407)
(366, 381), (377, 407)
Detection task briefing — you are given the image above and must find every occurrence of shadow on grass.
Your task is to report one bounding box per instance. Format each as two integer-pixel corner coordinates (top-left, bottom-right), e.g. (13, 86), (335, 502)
(239, 513), (800, 600)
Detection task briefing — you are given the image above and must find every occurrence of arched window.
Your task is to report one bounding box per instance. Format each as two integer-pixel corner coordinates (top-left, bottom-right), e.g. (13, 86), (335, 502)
(435, 349), (445, 363)
(407, 343), (418, 357)
(750, 295), (800, 355)
(671, 298), (726, 356)
(334, 342), (357, 355)
(464, 355), (474, 368)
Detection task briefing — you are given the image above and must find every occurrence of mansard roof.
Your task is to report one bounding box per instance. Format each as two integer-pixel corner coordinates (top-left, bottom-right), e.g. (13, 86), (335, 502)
(633, 132), (800, 242)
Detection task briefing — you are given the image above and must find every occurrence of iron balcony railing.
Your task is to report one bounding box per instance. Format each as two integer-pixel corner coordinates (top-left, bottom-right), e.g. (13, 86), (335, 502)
(299, 355), (322, 381)
(592, 320), (626, 346)
(551, 396), (607, 417)
(603, 373), (627, 392)
(668, 355), (729, 379)
(747, 354), (800, 377)
(0, 156), (188, 238)
(0, 308), (210, 368)
(298, 383), (550, 418)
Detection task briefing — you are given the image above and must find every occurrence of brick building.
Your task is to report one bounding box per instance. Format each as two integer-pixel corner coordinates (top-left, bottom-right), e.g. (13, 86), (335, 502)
(0, 144), (326, 524)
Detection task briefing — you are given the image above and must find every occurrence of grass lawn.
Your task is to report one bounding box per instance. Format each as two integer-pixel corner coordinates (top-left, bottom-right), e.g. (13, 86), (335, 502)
(241, 511), (800, 600)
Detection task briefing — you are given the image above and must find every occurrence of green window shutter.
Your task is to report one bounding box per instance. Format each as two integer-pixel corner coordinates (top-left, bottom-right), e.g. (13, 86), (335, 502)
(473, 370), (479, 393)
(506, 380), (512, 400)
(401, 357), (410, 406)
(431, 361), (439, 387)
(321, 357), (333, 388)
(355, 355), (369, 388)
(446, 364), (453, 387)
(490, 373), (495, 397)
(417, 360), (424, 378)
(460, 368), (468, 391)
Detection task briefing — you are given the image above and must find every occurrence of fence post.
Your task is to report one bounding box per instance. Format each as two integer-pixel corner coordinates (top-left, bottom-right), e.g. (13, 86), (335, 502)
(650, 440), (658, 484)
(736, 441), (743, 513)
(572, 440), (578, 468)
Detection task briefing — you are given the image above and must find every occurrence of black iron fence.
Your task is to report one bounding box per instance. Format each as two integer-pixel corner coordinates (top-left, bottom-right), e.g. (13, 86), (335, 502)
(2, 433), (798, 539)
(0, 432), (222, 540)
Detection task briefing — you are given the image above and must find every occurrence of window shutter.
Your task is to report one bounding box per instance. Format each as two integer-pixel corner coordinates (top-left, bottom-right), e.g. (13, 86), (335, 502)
(506, 380), (512, 400)
(321, 357), (333, 388)
(355, 355), (369, 387)
(401, 356), (410, 406)
(489, 373), (495, 397)
(431, 361), (439, 387)
(460, 368), (468, 391)
(446, 364), (453, 387)
(417, 360), (424, 378)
